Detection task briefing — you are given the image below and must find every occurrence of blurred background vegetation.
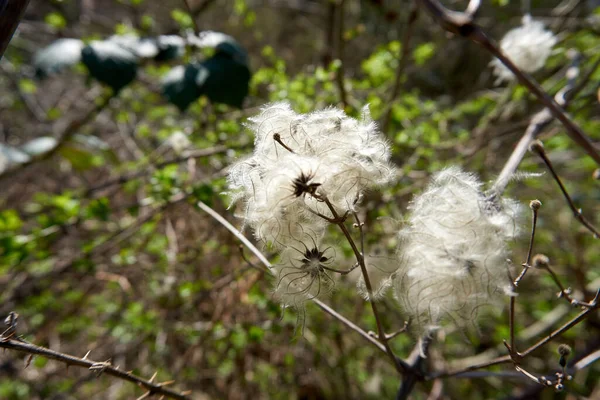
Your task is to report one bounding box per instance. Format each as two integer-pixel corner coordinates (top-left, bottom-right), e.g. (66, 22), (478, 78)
(1, 0), (600, 399)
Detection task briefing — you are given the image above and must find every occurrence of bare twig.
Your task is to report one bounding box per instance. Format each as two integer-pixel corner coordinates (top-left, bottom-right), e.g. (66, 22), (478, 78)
(322, 198), (407, 374)
(85, 146), (229, 196)
(194, 201), (391, 356)
(573, 349), (600, 371)
(182, 0), (201, 34)
(518, 289), (599, 358)
(417, 0), (600, 166)
(508, 201), (541, 354)
(430, 289), (599, 379)
(536, 260), (599, 308)
(529, 141), (600, 238)
(0, 336), (189, 399)
(334, 0), (348, 108)
(0, 91), (115, 182)
(396, 336), (432, 400)
(382, 5), (418, 133)
(491, 51), (590, 196)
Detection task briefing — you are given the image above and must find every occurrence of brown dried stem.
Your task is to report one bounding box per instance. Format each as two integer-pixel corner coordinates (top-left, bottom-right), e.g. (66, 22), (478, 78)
(416, 0), (600, 166)
(85, 146), (229, 196)
(382, 5), (419, 133)
(0, 336), (189, 399)
(514, 201), (540, 287)
(0, 91), (115, 183)
(491, 51), (598, 196)
(194, 201), (391, 356)
(430, 289), (600, 379)
(322, 198), (408, 374)
(530, 141), (600, 238)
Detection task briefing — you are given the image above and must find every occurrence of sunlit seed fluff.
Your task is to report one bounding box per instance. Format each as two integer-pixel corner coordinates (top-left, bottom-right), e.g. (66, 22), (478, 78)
(227, 102), (396, 248)
(228, 153), (327, 248)
(490, 15), (557, 83)
(393, 167), (521, 335)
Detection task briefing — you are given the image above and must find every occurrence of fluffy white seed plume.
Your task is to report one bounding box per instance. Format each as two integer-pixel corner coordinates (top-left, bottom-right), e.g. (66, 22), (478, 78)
(357, 252), (399, 301)
(393, 167), (521, 335)
(273, 243), (337, 308)
(227, 102), (395, 250)
(490, 15), (557, 83)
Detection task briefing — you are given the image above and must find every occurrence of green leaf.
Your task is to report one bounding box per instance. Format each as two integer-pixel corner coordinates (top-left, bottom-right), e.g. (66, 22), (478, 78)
(19, 79), (37, 94)
(44, 12), (67, 30)
(413, 43), (436, 66)
(0, 210), (22, 231)
(59, 145), (96, 171)
(171, 9), (193, 30)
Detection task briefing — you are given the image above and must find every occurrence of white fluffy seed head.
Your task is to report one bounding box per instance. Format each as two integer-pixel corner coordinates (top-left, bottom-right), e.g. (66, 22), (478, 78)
(357, 252), (399, 301)
(490, 15), (557, 84)
(393, 166), (521, 335)
(227, 102), (396, 249)
(272, 244), (336, 308)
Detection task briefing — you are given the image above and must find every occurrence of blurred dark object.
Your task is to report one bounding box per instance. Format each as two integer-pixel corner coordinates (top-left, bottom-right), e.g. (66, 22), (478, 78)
(0, 0), (31, 60)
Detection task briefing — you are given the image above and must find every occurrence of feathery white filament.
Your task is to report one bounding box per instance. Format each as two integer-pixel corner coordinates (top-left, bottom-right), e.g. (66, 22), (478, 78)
(490, 15), (557, 83)
(393, 167), (521, 334)
(227, 102), (395, 251)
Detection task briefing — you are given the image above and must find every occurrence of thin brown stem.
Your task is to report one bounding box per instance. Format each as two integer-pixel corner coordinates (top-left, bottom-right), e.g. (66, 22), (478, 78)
(514, 202), (539, 287)
(472, 29), (600, 165)
(514, 365), (551, 386)
(322, 198), (407, 374)
(416, 0), (600, 166)
(0, 91), (115, 182)
(539, 264), (597, 308)
(429, 288), (600, 380)
(273, 133), (295, 154)
(382, 5), (418, 133)
(182, 0), (201, 34)
(508, 298), (516, 355)
(519, 290), (599, 357)
(194, 201), (392, 357)
(0, 337), (190, 399)
(492, 50), (588, 196)
(334, 0), (348, 108)
(530, 142), (600, 238)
